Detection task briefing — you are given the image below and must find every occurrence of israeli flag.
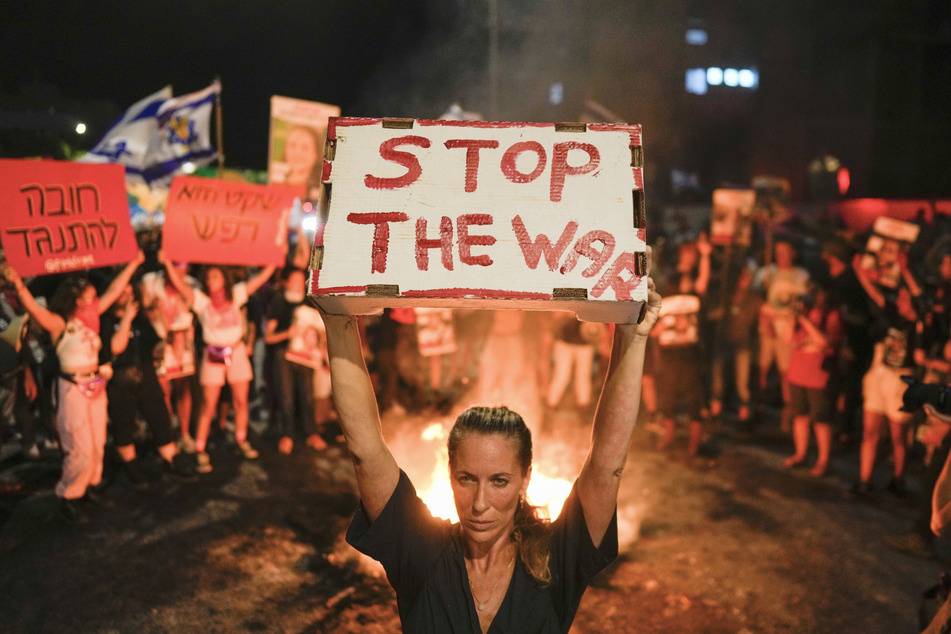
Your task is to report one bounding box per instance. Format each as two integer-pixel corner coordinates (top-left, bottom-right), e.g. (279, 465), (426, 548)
(79, 81), (220, 188)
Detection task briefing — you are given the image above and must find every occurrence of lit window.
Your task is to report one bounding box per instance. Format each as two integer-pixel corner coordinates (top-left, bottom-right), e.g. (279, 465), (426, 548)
(685, 68), (707, 95)
(723, 68), (739, 87)
(685, 29), (708, 45)
(706, 67), (723, 86)
(738, 69), (758, 88)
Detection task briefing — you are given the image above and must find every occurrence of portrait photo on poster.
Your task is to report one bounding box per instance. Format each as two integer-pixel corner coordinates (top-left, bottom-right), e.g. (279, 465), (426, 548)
(268, 96), (340, 201)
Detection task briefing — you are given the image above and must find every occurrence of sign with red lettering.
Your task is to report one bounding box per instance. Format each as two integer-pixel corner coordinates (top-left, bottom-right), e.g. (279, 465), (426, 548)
(163, 176), (295, 266)
(0, 159), (138, 276)
(311, 118), (648, 322)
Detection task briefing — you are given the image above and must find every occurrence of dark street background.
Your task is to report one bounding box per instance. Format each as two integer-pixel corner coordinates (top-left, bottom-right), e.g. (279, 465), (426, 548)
(0, 402), (945, 632)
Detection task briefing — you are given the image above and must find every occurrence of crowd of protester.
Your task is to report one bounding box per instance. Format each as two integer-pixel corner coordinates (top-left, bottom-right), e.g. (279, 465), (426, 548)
(0, 205), (950, 541)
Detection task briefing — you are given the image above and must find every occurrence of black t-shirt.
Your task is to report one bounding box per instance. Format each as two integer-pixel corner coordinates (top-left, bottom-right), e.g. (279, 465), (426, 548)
(99, 311), (160, 370)
(265, 294), (299, 351)
(346, 470), (618, 634)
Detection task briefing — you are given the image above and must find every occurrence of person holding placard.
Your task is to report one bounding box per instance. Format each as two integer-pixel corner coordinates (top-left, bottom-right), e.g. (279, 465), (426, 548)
(140, 262), (200, 453)
(754, 238), (810, 426)
(851, 261), (920, 495)
(318, 255), (661, 633)
(157, 252), (276, 474)
(653, 235), (711, 456)
(2, 252), (144, 523)
(100, 283), (197, 485)
(264, 267), (327, 454)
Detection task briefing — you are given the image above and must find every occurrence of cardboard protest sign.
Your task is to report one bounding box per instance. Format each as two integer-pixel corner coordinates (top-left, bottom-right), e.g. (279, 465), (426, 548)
(163, 176), (295, 266)
(140, 271), (197, 379)
(711, 189), (755, 246)
(285, 304), (327, 369)
(268, 96), (340, 201)
(0, 159), (138, 276)
(859, 216), (920, 289)
(655, 294), (701, 348)
(310, 118), (648, 322)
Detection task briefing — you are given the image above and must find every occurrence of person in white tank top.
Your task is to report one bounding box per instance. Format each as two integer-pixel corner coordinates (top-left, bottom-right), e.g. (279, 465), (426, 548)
(158, 251), (276, 474)
(3, 252), (144, 523)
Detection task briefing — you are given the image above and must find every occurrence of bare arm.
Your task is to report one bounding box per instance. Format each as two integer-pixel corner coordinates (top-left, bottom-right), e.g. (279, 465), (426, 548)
(245, 265), (277, 297)
(264, 317), (296, 344)
(852, 255), (885, 308)
(110, 300), (139, 356)
(320, 309), (400, 521)
(99, 250), (145, 313)
(157, 251), (195, 306)
(577, 266), (662, 547)
(2, 265), (65, 341)
(899, 252), (923, 298)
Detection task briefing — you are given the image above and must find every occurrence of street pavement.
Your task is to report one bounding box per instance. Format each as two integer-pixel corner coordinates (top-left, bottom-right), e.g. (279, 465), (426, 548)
(0, 409), (947, 632)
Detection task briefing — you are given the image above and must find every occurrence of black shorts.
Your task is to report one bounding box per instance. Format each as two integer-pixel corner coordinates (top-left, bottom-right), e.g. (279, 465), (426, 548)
(788, 383), (832, 423)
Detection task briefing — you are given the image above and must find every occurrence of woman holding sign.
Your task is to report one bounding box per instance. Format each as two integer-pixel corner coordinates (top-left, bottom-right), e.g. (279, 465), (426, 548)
(319, 256), (661, 633)
(3, 252), (144, 523)
(158, 253), (276, 473)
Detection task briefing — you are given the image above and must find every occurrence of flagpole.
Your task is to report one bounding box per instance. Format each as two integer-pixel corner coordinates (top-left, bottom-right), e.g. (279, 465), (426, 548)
(214, 77), (224, 175)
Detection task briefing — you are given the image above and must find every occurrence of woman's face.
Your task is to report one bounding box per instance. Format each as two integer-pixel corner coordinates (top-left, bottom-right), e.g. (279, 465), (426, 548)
(450, 433), (530, 549)
(285, 270), (306, 294)
(284, 127), (318, 180)
(205, 267), (225, 293)
(775, 242), (795, 268)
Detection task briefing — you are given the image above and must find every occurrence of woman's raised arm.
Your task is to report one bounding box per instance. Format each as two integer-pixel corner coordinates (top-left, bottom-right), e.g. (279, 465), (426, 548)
(2, 264), (65, 341)
(321, 309), (400, 521)
(99, 250), (145, 313)
(245, 264), (277, 297)
(157, 251), (195, 306)
(577, 253), (661, 548)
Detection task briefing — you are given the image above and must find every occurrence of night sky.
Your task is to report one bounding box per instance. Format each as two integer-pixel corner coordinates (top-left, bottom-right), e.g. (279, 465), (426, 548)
(1, 1), (440, 169)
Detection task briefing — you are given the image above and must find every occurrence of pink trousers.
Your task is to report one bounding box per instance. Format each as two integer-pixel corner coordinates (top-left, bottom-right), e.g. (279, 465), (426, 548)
(55, 377), (108, 500)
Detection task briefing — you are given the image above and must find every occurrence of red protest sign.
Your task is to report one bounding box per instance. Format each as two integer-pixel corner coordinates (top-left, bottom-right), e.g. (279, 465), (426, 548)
(0, 159), (138, 276)
(163, 176), (295, 266)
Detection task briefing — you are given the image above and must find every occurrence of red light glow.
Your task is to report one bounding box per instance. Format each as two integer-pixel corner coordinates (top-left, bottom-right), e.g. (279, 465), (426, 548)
(837, 168), (850, 196)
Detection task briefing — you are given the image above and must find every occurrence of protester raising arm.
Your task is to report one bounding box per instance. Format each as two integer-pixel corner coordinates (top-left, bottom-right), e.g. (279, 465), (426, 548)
(3, 265), (67, 341)
(97, 251), (146, 314)
(109, 292), (139, 356)
(577, 249), (662, 548)
(319, 309), (401, 522)
(243, 263), (278, 297)
(853, 254), (886, 308)
(157, 251), (196, 306)
(158, 251), (276, 305)
(3, 250), (144, 342)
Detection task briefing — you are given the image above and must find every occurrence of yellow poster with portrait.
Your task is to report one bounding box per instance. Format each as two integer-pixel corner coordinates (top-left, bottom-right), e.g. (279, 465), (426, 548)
(267, 96), (340, 201)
